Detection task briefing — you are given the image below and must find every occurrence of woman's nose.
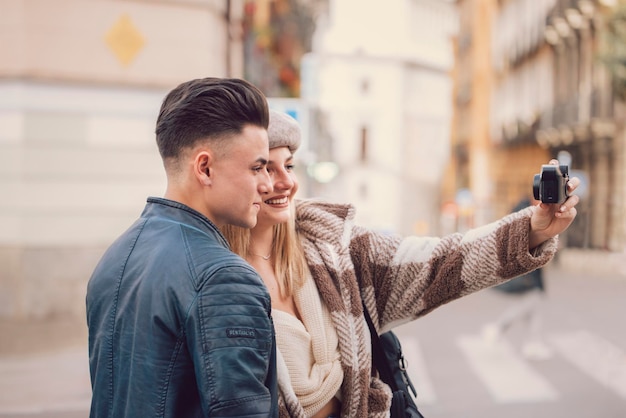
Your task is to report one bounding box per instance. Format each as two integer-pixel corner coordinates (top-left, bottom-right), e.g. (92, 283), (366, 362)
(274, 171), (294, 189)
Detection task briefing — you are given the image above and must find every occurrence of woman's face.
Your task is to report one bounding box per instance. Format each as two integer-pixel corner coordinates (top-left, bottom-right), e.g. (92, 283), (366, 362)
(256, 146), (299, 227)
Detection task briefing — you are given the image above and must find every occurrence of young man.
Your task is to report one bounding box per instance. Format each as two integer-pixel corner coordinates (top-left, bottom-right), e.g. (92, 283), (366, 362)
(86, 78), (278, 417)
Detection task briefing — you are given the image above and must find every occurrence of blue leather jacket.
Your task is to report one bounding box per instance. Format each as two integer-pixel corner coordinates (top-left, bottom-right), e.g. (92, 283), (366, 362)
(87, 197), (278, 417)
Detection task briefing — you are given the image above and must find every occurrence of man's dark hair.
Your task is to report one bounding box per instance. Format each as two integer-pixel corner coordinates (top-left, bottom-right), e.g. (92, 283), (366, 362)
(155, 77), (269, 161)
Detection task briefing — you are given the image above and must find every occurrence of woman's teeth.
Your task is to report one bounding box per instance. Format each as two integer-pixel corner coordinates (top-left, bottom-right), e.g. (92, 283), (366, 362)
(265, 197), (288, 205)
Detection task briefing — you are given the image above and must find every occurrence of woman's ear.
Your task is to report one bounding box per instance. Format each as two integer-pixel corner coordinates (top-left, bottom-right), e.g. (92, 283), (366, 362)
(194, 151), (212, 186)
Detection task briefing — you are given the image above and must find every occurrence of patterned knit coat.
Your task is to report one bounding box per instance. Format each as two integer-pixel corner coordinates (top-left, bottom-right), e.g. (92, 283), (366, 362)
(277, 199), (558, 418)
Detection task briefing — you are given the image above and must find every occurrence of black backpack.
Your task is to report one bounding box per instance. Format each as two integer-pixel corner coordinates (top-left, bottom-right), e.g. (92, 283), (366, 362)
(363, 303), (426, 418)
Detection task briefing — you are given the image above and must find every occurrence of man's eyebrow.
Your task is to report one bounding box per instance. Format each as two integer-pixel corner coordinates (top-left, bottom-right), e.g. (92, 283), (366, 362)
(257, 157), (268, 165)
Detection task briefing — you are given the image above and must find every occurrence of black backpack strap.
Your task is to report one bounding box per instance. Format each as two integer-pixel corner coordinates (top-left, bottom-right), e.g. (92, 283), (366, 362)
(362, 302), (399, 392)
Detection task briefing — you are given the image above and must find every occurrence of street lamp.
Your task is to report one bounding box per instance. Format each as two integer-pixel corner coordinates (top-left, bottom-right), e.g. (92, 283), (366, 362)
(307, 161), (339, 184)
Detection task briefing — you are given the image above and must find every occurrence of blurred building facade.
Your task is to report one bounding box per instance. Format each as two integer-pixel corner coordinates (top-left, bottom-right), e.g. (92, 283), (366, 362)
(242, 0), (316, 97)
(241, 0), (318, 192)
(539, 0), (625, 252)
(0, 0), (246, 319)
(303, 0), (458, 236)
(447, 0), (626, 259)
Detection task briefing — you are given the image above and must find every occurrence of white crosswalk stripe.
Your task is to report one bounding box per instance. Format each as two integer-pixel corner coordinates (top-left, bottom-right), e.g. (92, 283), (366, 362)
(457, 334), (559, 403)
(550, 330), (626, 400)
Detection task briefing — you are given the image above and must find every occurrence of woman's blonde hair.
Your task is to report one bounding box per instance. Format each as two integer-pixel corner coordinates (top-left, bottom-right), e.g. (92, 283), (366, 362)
(222, 110), (307, 296)
(221, 202), (307, 297)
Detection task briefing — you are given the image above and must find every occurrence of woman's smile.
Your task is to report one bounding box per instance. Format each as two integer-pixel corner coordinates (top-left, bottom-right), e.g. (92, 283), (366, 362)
(265, 196), (290, 206)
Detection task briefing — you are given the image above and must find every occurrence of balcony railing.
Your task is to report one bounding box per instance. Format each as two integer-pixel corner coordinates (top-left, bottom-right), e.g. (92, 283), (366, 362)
(539, 88), (614, 131)
(590, 88), (614, 119)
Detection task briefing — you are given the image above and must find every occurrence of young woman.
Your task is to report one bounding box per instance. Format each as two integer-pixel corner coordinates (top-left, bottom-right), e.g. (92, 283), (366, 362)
(222, 110), (580, 418)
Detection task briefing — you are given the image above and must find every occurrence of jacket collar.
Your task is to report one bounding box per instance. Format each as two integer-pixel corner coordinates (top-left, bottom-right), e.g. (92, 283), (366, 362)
(144, 197), (228, 248)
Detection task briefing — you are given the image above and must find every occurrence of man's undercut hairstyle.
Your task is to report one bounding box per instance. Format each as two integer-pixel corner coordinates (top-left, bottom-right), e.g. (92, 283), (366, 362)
(155, 77), (269, 163)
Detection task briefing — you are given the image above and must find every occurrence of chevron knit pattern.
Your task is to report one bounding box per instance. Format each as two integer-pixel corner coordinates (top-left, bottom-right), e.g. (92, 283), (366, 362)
(276, 199), (558, 417)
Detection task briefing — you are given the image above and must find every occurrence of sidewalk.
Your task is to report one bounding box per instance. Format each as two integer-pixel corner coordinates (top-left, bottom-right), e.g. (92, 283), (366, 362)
(556, 248), (626, 279)
(0, 317), (91, 416)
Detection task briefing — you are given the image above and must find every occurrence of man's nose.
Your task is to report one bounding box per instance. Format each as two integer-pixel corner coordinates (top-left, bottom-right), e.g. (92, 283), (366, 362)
(260, 170), (273, 193)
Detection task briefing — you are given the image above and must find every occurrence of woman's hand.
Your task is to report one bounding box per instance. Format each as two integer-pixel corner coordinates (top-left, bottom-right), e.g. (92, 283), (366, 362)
(528, 159), (581, 250)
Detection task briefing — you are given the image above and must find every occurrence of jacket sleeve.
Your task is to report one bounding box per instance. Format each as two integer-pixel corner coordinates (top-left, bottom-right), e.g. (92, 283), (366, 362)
(188, 263), (277, 417)
(350, 206), (558, 331)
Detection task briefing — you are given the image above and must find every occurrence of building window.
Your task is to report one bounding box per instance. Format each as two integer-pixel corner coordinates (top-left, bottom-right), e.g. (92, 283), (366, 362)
(360, 78), (369, 95)
(359, 182), (368, 199)
(360, 126), (368, 162)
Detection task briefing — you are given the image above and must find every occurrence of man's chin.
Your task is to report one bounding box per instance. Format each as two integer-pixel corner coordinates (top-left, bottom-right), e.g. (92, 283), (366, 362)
(240, 218), (257, 229)
(226, 217), (256, 230)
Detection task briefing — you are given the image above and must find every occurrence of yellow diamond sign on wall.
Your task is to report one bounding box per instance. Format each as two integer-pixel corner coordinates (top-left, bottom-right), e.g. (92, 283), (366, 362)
(105, 14), (145, 67)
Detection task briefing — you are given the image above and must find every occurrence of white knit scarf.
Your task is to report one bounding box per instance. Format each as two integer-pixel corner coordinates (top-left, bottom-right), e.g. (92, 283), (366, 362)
(273, 275), (344, 416)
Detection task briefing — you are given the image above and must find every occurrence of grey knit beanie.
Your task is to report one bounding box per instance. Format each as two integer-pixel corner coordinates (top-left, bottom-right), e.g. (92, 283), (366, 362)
(268, 110), (301, 152)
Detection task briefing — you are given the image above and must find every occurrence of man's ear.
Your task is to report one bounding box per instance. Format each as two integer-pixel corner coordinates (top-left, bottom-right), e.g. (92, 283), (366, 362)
(194, 151), (212, 186)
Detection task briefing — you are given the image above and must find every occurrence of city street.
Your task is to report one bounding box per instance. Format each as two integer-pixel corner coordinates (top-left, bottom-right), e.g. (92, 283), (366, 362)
(396, 264), (626, 418)
(1, 263), (624, 418)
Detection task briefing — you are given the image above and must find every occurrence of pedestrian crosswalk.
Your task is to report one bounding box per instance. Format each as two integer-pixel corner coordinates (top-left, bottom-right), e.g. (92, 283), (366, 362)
(398, 329), (626, 409)
(551, 330), (626, 400)
(457, 335), (559, 403)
